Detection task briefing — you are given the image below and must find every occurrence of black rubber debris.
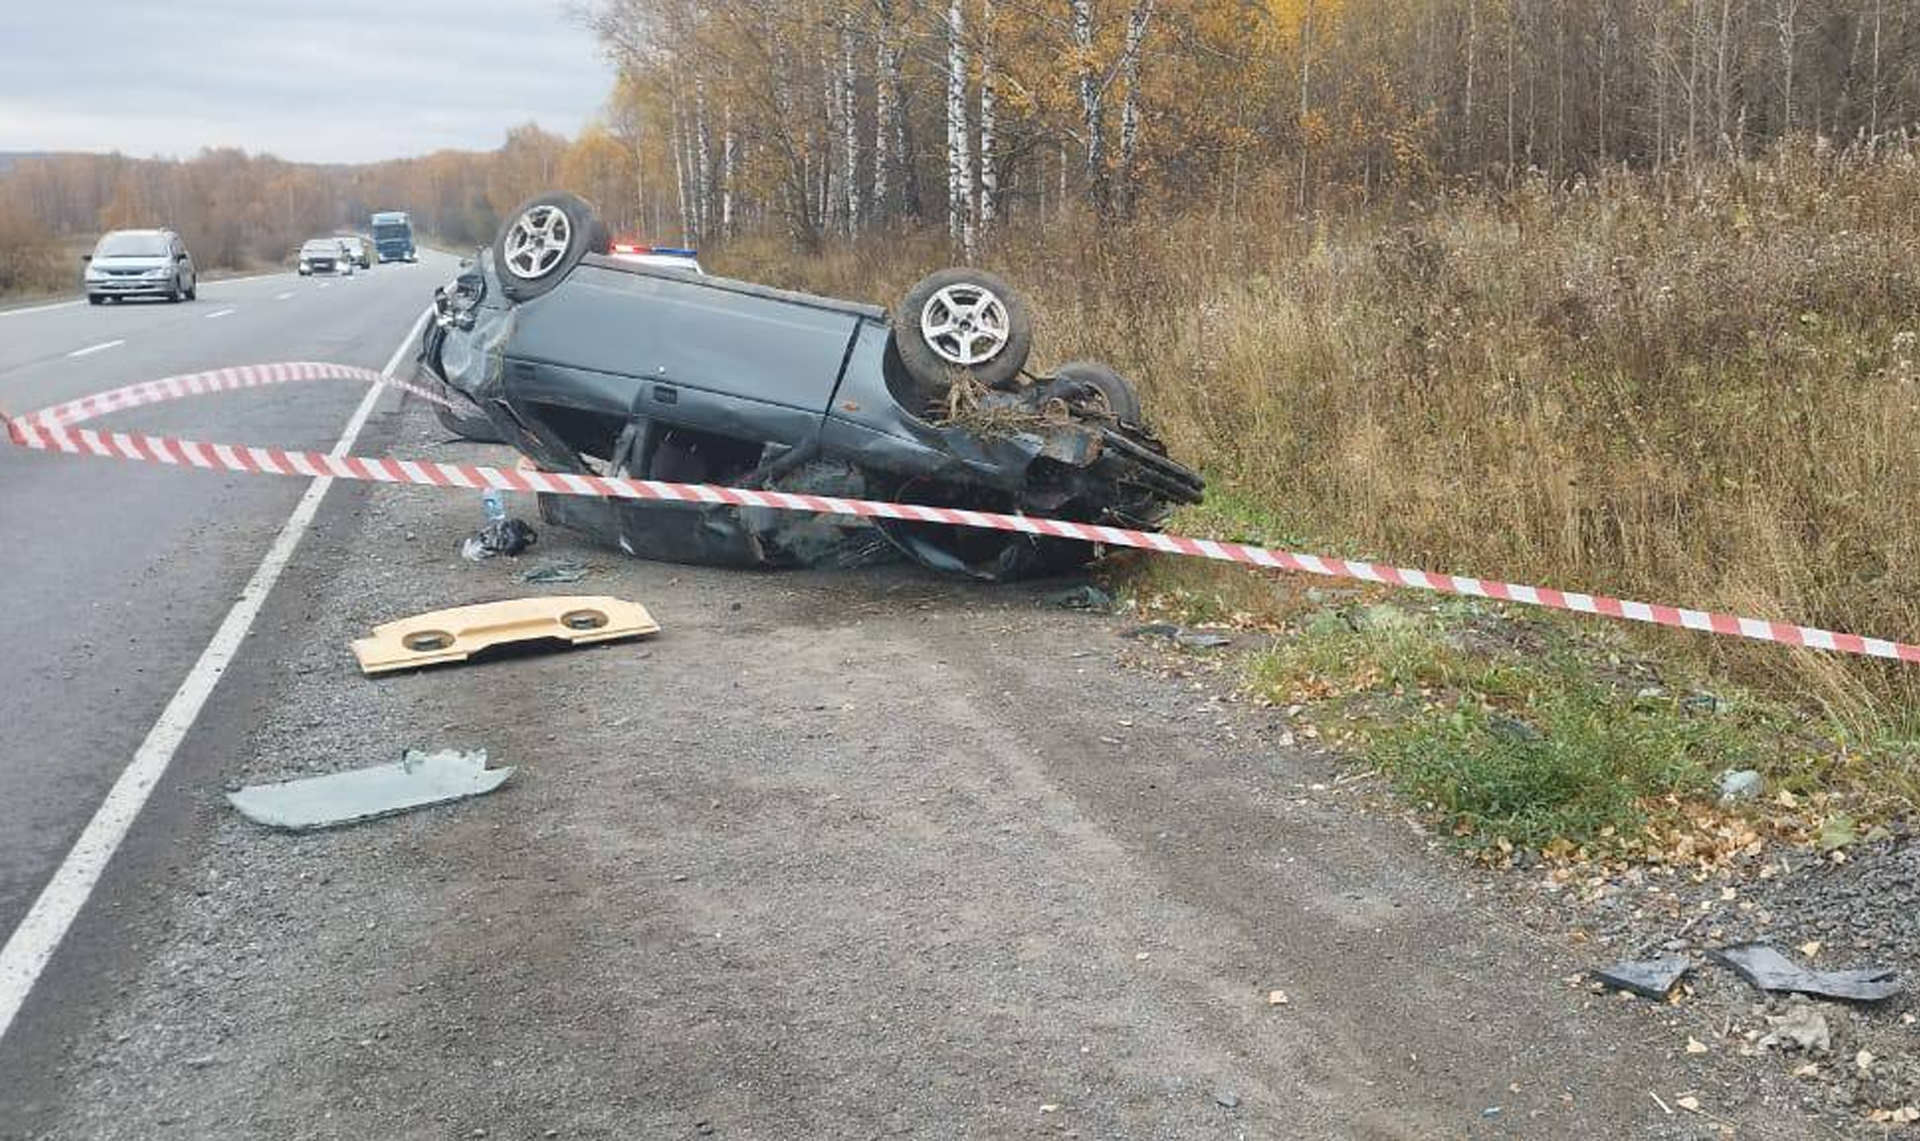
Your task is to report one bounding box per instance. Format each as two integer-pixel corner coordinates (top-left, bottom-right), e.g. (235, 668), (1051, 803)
(1708, 943), (1903, 1004)
(1591, 955), (1692, 999)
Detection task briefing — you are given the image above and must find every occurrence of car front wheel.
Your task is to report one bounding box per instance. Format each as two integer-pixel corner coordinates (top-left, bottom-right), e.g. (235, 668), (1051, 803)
(493, 191), (609, 302)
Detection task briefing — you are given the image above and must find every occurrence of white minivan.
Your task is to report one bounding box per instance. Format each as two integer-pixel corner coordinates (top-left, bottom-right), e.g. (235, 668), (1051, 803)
(83, 229), (198, 304)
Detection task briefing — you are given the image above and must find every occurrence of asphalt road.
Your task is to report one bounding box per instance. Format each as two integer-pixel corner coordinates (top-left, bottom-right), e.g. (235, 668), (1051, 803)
(0, 256), (1837, 1138)
(0, 256), (452, 1026)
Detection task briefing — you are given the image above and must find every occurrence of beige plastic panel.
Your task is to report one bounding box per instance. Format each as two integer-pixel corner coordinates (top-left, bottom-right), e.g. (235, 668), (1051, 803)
(351, 596), (660, 675)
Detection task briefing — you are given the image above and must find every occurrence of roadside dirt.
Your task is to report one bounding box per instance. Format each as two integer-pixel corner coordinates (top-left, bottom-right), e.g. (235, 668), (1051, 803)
(9, 404), (1835, 1139)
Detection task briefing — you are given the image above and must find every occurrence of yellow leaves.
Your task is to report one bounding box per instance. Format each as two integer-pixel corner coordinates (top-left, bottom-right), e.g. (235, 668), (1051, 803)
(1261, 0), (1349, 45)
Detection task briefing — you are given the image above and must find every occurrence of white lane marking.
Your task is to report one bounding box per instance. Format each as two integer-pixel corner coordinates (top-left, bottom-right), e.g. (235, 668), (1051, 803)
(274, 292), (295, 301)
(317, 282), (331, 290)
(0, 300), (82, 319)
(0, 307), (433, 1045)
(196, 272), (283, 290)
(204, 308), (236, 320)
(67, 339), (125, 359)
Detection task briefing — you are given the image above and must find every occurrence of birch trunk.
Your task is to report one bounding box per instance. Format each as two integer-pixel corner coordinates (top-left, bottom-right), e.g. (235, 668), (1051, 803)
(721, 101), (735, 236)
(842, 22), (862, 236)
(693, 76), (713, 239)
(1298, 0), (1315, 210)
(1774, 0), (1800, 133)
(670, 84), (692, 245)
(978, 0), (998, 230)
(871, 0), (895, 223)
(1116, 0), (1154, 216)
(946, 0), (975, 254)
(1072, 0), (1107, 213)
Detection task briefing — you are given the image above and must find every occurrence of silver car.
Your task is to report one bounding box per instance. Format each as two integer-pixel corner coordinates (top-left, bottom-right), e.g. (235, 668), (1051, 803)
(83, 229), (197, 304)
(298, 238), (355, 276)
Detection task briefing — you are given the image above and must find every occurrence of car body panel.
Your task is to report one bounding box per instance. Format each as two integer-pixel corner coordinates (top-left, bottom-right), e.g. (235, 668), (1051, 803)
(505, 258), (865, 418)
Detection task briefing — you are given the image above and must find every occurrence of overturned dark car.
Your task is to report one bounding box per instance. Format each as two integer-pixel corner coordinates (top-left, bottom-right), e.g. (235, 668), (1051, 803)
(417, 191), (1204, 579)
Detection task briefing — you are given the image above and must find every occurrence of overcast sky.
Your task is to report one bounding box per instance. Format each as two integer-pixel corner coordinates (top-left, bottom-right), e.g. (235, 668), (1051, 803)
(0, 0), (616, 164)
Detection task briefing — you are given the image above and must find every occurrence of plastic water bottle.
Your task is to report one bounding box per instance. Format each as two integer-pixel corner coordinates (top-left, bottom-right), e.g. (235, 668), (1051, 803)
(481, 489), (507, 523)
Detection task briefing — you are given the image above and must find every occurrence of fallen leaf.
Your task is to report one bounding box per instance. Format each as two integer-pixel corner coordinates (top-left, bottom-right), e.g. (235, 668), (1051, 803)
(1791, 1063), (1819, 1078)
(1677, 1096), (1702, 1113)
(1686, 1037), (1709, 1055)
(1799, 940), (1822, 958)
(1856, 1049), (1876, 1071)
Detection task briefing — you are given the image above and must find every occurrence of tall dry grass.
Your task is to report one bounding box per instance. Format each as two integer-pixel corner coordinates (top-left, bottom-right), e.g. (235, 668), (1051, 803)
(714, 141), (1920, 719)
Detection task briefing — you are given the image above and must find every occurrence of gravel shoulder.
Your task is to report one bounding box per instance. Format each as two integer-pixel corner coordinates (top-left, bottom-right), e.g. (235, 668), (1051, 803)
(4, 401), (1834, 1140)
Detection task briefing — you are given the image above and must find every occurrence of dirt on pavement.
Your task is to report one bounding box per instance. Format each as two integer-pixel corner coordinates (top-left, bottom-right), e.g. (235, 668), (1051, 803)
(5, 399), (1838, 1140)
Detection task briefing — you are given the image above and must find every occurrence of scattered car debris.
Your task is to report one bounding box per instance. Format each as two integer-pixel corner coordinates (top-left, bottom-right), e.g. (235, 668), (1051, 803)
(1758, 1001), (1833, 1054)
(227, 749), (513, 831)
(523, 558), (589, 584)
(1043, 584), (1114, 610)
(419, 190), (1204, 581)
(1591, 955), (1693, 999)
(351, 596), (660, 675)
(1709, 943), (1903, 1003)
(1717, 768), (1764, 804)
(461, 517), (538, 561)
(1123, 623), (1233, 649)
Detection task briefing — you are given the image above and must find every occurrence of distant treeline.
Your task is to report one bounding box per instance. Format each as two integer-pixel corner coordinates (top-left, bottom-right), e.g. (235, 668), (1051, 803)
(0, 131), (607, 294)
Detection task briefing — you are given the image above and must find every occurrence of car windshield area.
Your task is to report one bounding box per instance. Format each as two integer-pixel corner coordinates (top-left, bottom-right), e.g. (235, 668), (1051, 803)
(373, 223), (408, 240)
(93, 232), (170, 258)
(302, 241), (339, 254)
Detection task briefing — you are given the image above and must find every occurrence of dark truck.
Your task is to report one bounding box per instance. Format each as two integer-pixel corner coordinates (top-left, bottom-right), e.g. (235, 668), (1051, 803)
(371, 210), (416, 262)
(417, 192), (1203, 580)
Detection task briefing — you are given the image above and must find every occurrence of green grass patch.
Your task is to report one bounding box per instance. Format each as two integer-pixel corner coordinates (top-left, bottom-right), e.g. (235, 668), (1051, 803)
(1247, 604), (1776, 853)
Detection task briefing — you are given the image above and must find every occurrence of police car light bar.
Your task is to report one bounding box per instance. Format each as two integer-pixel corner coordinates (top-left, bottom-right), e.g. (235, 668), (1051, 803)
(611, 242), (699, 257)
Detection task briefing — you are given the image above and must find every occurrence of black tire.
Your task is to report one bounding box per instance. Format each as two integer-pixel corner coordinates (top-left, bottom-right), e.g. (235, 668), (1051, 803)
(168, 278), (183, 303)
(492, 191), (610, 303)
(1048, 360), (1144, 424)
(87, 294), (102, 306)
(893, 268), (1033, 394)
(184, 281), (197, 300)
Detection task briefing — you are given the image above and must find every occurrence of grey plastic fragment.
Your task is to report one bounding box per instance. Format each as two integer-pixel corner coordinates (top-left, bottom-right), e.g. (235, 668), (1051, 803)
(1591, 955), (1692, 999)
(523, 558), (589, 584)
(1717, 769), (1763, 804)
(227, 749), (513, 831)
(1709, 943), (1902, 1003)
(1123, 624), (1233, 649)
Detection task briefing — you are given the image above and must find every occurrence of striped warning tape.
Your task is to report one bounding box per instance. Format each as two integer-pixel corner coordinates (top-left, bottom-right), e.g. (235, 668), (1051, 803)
(20, 361), (453, 431)
(6, 362), (1917, 665)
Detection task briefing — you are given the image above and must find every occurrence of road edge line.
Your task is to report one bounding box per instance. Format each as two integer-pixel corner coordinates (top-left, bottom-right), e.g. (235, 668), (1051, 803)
(0, 307), (431, 1043)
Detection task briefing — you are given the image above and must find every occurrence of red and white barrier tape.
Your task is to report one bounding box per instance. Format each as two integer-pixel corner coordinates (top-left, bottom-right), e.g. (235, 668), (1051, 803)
(20, 361), (452, 431)
(6, 362), (1917, 666)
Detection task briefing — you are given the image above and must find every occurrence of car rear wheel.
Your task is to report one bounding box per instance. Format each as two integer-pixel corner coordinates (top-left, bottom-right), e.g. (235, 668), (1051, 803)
(493, 191), (610, 303)
(87, 294), (102, 306)
(893, 268), (1033, 395)
(1047, 361), (1144, 424)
